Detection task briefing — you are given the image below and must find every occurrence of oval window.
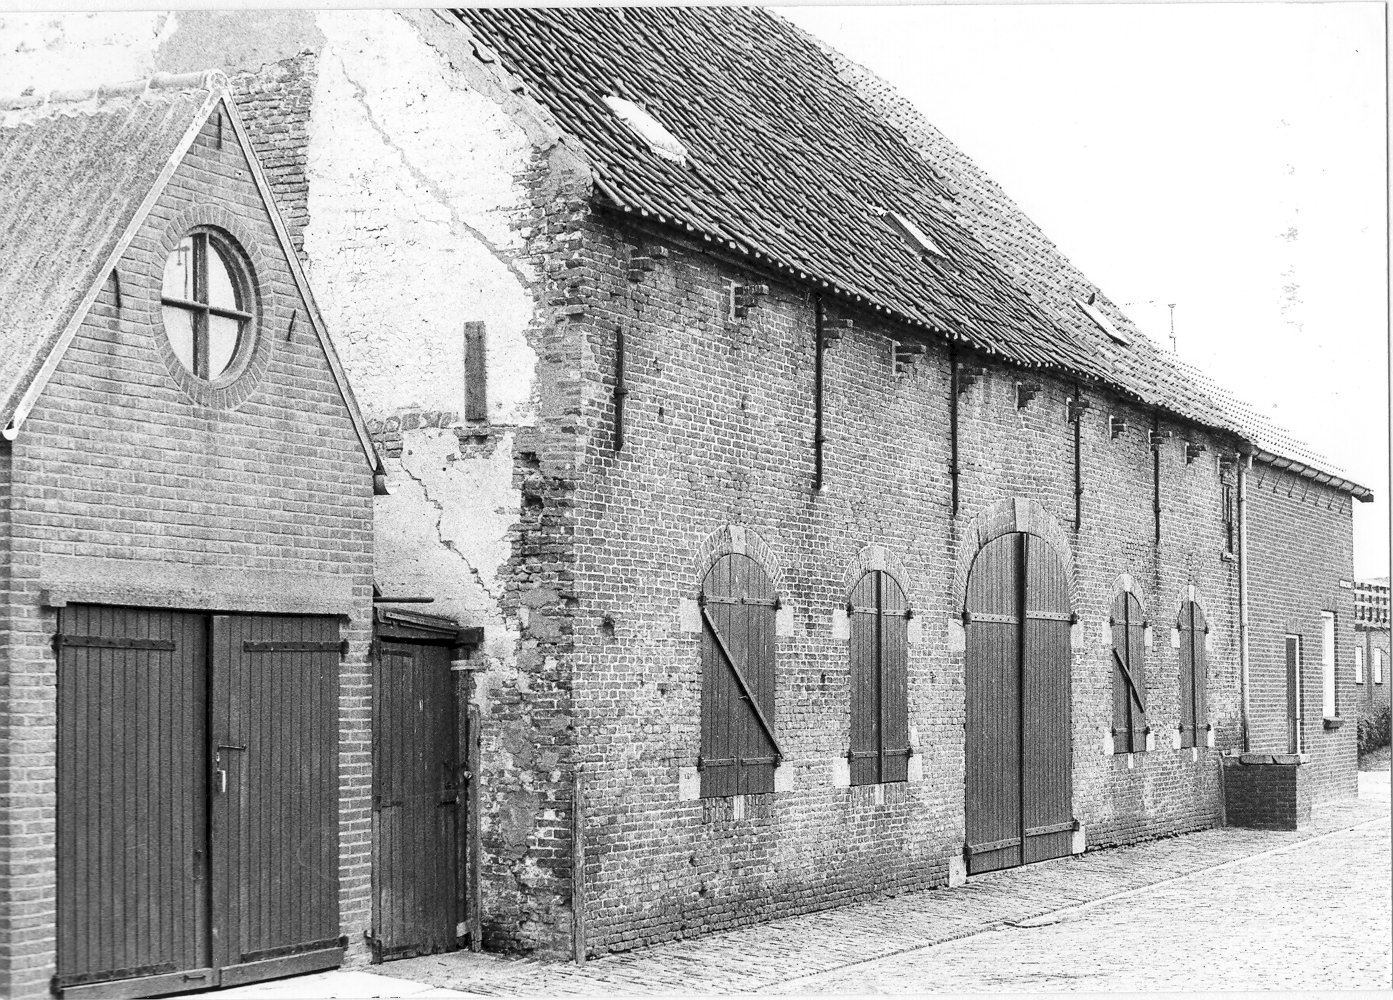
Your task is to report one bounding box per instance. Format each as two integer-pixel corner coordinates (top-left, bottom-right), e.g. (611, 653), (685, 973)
(160, 231), (254, 381)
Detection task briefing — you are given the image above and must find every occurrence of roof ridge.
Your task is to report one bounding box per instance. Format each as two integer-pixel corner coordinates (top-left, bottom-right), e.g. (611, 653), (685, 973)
(0, 69), (227, 114)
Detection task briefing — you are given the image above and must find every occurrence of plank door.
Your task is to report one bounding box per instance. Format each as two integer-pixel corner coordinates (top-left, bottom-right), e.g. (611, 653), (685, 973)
(56, 607), (213, 996)
(210, 615), (342, 987)
(1020, 535), (1073, 865)
(964, 534), (1024, 874)
(372, 638), (463, 960)
(964, 532), (1074, 875)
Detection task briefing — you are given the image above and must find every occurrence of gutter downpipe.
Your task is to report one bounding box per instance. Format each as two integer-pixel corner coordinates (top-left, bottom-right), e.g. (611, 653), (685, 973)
(1238, 450), (1252, 752)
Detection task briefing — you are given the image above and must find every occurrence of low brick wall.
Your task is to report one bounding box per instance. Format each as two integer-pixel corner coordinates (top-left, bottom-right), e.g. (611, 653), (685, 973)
(1222, 753), (1312, 830)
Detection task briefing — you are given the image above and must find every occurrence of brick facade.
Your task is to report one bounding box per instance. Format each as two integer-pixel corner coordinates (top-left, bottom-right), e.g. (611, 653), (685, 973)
(0, 104), (374, 999)
(568, 226), (1241, 954)
(1244, 466), (1358, 803)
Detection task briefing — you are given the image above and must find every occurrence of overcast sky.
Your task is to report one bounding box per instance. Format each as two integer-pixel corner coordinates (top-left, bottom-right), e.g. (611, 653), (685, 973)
(780, 2), (1389, 579)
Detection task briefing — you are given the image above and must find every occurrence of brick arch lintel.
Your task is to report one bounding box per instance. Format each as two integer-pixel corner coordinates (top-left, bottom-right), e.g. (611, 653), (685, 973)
(841, 544), (913, 608)
(692, 524), (785, 596)
(1170, 580), (1214, 629)
(951, 497), (1080, 613)
(1108, 573), (1150, 621)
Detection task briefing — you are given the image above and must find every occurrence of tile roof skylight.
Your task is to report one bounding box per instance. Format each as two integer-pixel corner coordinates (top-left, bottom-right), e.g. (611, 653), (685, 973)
(884, 210), (946, 258)
(1075, 296), (1130, 345)
(601, 95), (688, 163)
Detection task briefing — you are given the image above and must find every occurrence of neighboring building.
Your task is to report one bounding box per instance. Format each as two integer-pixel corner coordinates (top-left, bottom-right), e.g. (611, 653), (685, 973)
(0, 73), (380, 999)
(1353, 578), (1391, 726)
(0, 6), (1374, 984)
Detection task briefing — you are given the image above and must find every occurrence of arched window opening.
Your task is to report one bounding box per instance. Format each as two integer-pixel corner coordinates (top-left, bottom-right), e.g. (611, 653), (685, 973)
(848, 570), (910, 785)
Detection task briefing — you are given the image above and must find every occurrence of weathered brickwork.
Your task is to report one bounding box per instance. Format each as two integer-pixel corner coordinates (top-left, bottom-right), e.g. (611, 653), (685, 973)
(0, 111), (374, 999)
(1245, 467), (1357, 803)
(566, 224), (1242, 956)
(230, 52), (317, 259)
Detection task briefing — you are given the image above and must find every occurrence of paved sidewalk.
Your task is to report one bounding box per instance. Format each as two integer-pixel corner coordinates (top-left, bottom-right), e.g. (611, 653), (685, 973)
(362, 773), (1390, 995)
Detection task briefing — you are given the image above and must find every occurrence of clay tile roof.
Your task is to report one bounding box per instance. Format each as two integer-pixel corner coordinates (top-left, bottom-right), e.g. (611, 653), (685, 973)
(0, 72), (222, 427)
(452, 7), (1366, 497)
(821, 47), (1370, 497)
(454, 5), (1116, 381)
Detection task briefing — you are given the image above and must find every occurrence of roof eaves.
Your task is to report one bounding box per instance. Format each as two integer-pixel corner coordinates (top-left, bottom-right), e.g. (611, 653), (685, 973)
(1252, 449), (1374, 502)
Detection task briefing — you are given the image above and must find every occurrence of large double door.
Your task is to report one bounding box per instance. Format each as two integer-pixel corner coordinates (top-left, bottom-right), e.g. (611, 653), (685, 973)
(964, 533), (1075, 875)
(55, 606), (342, 998)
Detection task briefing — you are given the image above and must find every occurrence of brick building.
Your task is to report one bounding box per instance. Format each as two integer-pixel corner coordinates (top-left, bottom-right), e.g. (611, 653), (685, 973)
(0, 73), (380, 998)
(1353, 578), (1391, 725)
(0, 6), (1374, 983)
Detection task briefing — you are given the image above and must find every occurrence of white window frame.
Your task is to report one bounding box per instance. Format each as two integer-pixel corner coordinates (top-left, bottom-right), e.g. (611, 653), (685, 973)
(1355, 645), (1365, 684)
(1321, 611), (1336, 719)
(1376, 648), (1385, 685)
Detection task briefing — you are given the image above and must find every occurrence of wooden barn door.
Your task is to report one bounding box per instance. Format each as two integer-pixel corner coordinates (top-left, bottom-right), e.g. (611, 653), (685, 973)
(55, 607), (341, 999)
(56, 607), (212, 996)
(210, 615), (342, 986)
(964, 533), (1074, 875)
(371, 637), (464, 960)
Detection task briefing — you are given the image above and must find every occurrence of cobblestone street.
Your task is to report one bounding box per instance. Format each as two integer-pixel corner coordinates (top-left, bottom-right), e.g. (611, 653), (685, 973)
(298, 773), (1390, 996)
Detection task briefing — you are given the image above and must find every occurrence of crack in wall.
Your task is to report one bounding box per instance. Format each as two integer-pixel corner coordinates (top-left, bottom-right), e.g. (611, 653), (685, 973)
(335, 51), (534, 290)
(396, 454), (507, 607)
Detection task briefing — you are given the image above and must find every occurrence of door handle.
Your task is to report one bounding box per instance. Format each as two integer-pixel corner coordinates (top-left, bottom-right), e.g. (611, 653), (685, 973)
(215, 768), (227, 795)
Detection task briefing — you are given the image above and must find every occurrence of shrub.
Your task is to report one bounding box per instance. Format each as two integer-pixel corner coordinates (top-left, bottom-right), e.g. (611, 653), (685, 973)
(1358, 704), (1391, 756)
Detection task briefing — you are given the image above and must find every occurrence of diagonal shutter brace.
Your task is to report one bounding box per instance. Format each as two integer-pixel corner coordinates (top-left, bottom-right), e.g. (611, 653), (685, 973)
(1111, 646), (1147, 715)
(700, 604), (785, 762)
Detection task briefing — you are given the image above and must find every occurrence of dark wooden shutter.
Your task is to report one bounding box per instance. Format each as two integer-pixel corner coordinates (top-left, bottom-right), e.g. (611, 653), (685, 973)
(848, 573), (879, 786)
(464, 321), (487, 422)
(211, 614), (341, 983)
(700, 554), (777, 797)
(1110, 592), (1147, 753)
(56, 607), (212, 991)
(849, 571), (910, 786)
(879, 574), (910, 784)
(1177, 601), (1207, 748)
(964, 535), (1023, 873)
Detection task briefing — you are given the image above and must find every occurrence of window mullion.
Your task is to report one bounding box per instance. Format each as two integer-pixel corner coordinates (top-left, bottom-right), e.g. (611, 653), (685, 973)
(192, 233), (210, 380)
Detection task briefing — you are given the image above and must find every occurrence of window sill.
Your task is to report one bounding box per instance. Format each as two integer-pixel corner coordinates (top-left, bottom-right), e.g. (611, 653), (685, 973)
(1322, 716), (1345, 730)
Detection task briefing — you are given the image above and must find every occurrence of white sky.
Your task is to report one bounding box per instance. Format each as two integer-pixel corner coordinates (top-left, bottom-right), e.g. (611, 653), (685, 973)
(780, 2), (1389, 579)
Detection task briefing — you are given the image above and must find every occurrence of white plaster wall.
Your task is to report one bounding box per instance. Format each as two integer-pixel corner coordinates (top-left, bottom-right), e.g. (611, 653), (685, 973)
(0, 13), (168, 94)
(304, 11), (539, 425)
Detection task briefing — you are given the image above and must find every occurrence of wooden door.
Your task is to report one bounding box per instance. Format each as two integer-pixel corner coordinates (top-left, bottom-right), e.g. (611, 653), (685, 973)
(56, 607), (213, 996)
(964, 533), (1074, 875)
(211, 615), (342, 986)
(56, 608), (342, 999)
(1020, 535), (1074, 864)
(1285, 635), (1302, 753)
(372, 638), (463, 960)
